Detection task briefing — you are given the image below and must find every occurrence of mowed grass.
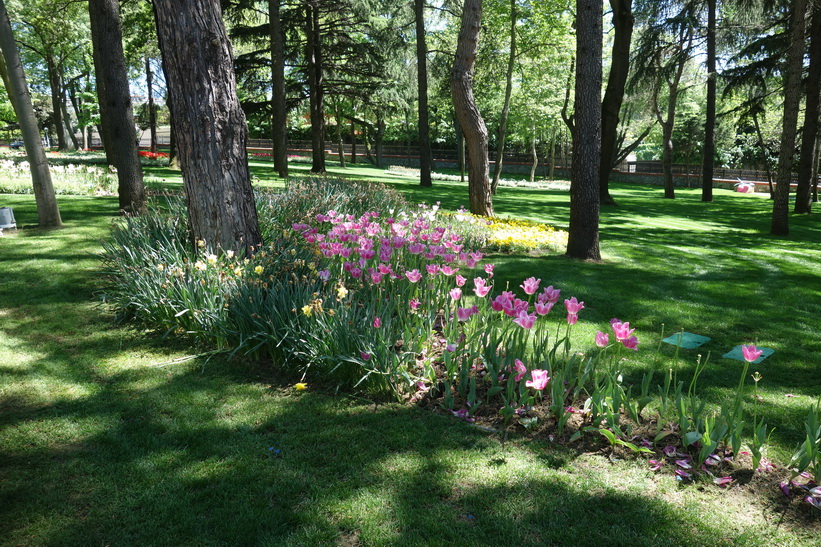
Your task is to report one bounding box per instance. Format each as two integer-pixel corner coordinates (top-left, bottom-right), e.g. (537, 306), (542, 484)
(1, 164), (820, 544)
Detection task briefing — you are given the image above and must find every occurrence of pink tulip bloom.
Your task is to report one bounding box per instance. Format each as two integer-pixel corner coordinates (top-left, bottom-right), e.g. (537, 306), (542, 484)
(373, 317), (382, 328)
(441, 265), (459, 276)
(610, 317), (621, 326)
(450, 288), (462, 300)
(622, 335), (639, 351)
(350, 268), (363, 279)
(358, 248), (376, 260)
(541, 285), (561, 304)
(455, 274), (467, 287)
(426, 264), (441, 276)
(595, 331), (609, 347)
(514, 359), (527, 382)
(535, 301), (554, 316)
(484, 264), (495, 277)
(408, 243), (425, 254)
(612, 321), (635, 342)
(370, 271), (383, 284)
(513, 310), (537, 329)
(406, 269), (422, 283)
(446, 342), (457, 352)
(526, 369), (549, 390)
(742, 344), (763, 363)
(378, 264), (393, 275)
(360, 351), (371, 361)
(318, 269), (331, 282)
(566, 313), (578, 325)
(521, 277), (541, 295)
(564, 297), (584, 314)
(491, 298), (504, 312)
(409, 298), (421, 310)
(457, 307), (473, 322)
(473, 277), (491, 297)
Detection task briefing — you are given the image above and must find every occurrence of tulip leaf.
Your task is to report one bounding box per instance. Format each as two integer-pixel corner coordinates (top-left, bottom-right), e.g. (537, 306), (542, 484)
(487, 386), (504, 398)
(683, 431), (702, 446)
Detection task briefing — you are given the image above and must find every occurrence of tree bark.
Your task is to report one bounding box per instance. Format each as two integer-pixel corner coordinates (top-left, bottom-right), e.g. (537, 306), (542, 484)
(771, 0), (807, 235)
(415, 0), (432, 187)
(599, 0), (633, 206)
(566, 0), (601, 261)
(61, 96), (78, 150)
(45, 54), (68, 151)
(335, 102), (346, 168)
(269, 0), (288, 177)
(350, 117), (357, 164)
(0, 0), (61, 228)
(146, 56), (157, 152)
(491, 0), (516, 194)
(795, 3), (821, 214)
(375, 115), (385, 167)
(701, 0), (716, 202)
(531, 125), (539, 183)
(306, 4), (326, 173)
(451, 0), (492, 216)
(752, 110), (774, 198)
(89, 0), (146, 214)
(154, 0), (262, 254)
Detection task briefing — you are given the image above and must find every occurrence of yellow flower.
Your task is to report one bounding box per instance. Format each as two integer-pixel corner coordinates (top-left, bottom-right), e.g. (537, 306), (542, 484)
(233, 267), (243, 277)
(301, 304), (313, 317)
(293, 383), (308, 391)
(254, 265), (264, 275)
(194, 260), (206, 271)
(225, 250), (235, 259)
(206, 253), (217, 264)
(197, 239), (206, 248)
(156, 263), (165, 271)
(336, 285), (348, 300)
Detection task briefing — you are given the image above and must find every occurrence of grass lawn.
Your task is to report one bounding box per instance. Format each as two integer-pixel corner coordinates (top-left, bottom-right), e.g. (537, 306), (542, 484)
(1, 162), (819, 544)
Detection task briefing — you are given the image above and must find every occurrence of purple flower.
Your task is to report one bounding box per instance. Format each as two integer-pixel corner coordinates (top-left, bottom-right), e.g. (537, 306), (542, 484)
(373, 317), (382, 328)
(457, 307), (474, 322)
(649, 459), (664, 471)
(780, 481), (792, 498)
(622, 335), (639, 351)
(409, 298), (420, 310)
(541, 285), (561, 304)
(360, 351), (371, 361)
(405, 269), (422, 283)
(662, 445), (678, 458)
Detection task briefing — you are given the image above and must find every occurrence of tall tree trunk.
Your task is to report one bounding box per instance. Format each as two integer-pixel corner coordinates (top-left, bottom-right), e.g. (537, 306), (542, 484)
(456, 120), (465, 182)
(701, 0), (716, 202)
(661, 113), (675, 198)
(269, 0), (288, 177)
(154, 0), (262, 254)
(752, 110), (774, 198)
(375, 115), (385, 167)
(0, 0), (61, 228)
(350, 117), (357, 163)
(491, 0), (516, 194)
(599, 0), (633, 206)
(795, 4), (821, 213)
(306, 4), (325, 173)
(451, 0), (492, 216)
(89, 0), (146, 214)
(335, 102), (346, 168)
(45, 55), (68, 151)
(813, 136), (820, 202)
(61, 97), (78, 150)
(166, 93), (180, 169)
(415, 0), (432, 187)
(549, 124), (556, 181)
(566, 0), (601, 260)
(363, 124), (373, 164)
(146, 56), (157, 152)
(531, 124), (539, 183)
(771, 0), (807, 235)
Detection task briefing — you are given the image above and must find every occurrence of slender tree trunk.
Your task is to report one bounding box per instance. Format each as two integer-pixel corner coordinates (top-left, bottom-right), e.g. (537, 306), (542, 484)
(45, 56), (68, 151)
(661, 114), (675, 198)
(771, 0), (807, 235)
(600, 0), (633, 206)
(701, 0), (716, 202)
(549, 124), (556, 181)
(566, 0), (601, 260)
(0, 0), (61, 227)
(61, 97), (78, 150)
(335, 102), (346, 168)
(269, 0), (288, 177)
(146, 56), (157, 152)
(404, 108), (410, 166)
(491, 0), (516, 194)
(363, 124), (373, 164)
(415, 0), (432, 187)
(451, 0), (492, 216)
(752, 111), (774, 198)
(795, 4), (821, 213)
(306, 4), (325, 173)
(813, 136), (820, 202)
(531, 125), (539, 183)
(350, 118), (357, 164)
(154, 0), (262, 254)
(375, 115), (385, 167)
(89, 0), (146, 214)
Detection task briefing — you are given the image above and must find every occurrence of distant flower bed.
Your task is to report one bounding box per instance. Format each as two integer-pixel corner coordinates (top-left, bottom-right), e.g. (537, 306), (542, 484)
(138, 150), (169, 161)
(0, 157), (117, 195)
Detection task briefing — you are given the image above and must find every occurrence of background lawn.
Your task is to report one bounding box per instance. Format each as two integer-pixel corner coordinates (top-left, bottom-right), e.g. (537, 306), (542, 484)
(1, 163), (819, 543)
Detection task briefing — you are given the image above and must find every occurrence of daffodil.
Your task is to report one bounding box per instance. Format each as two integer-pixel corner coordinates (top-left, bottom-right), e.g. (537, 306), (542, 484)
(294, 383), (308, 391)
(254, 265), (264, 275)
(301, 304), (313, 317)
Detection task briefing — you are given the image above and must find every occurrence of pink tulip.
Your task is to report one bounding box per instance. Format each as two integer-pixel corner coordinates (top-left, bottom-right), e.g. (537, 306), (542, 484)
(622, 335), (639, 351)
(612, 321), (635, 341)
(360, 351), (371, 361)
(426, 264), (441, 276)
(535, 301), (554, 316)
(449, 288), (462, 300)
(742, 344), (763, 363)
(514, 359), (527, 382)
(473, 277), (491, 297)
(446, 342), (457, 352)
(441, 265), (459, 276)
(566, 313), (579, 326)
(373, 317), (382, 328)
(526, 369), (549, 390)
(457, 307), (473, 322)
(564, 297), (584, 314)
(370, 270), (383, 284)
(521, 276), (541, 295)
(405, 269), (422, 283)
(409, 298), (421, 310)
(455, 274), (467, 287)
(318, 269), (331, 282)
(541, 285), (561, 304)
(595, 331), (609, 347)
(513, 310), (536, 329)
(484, 264), (495, 277)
